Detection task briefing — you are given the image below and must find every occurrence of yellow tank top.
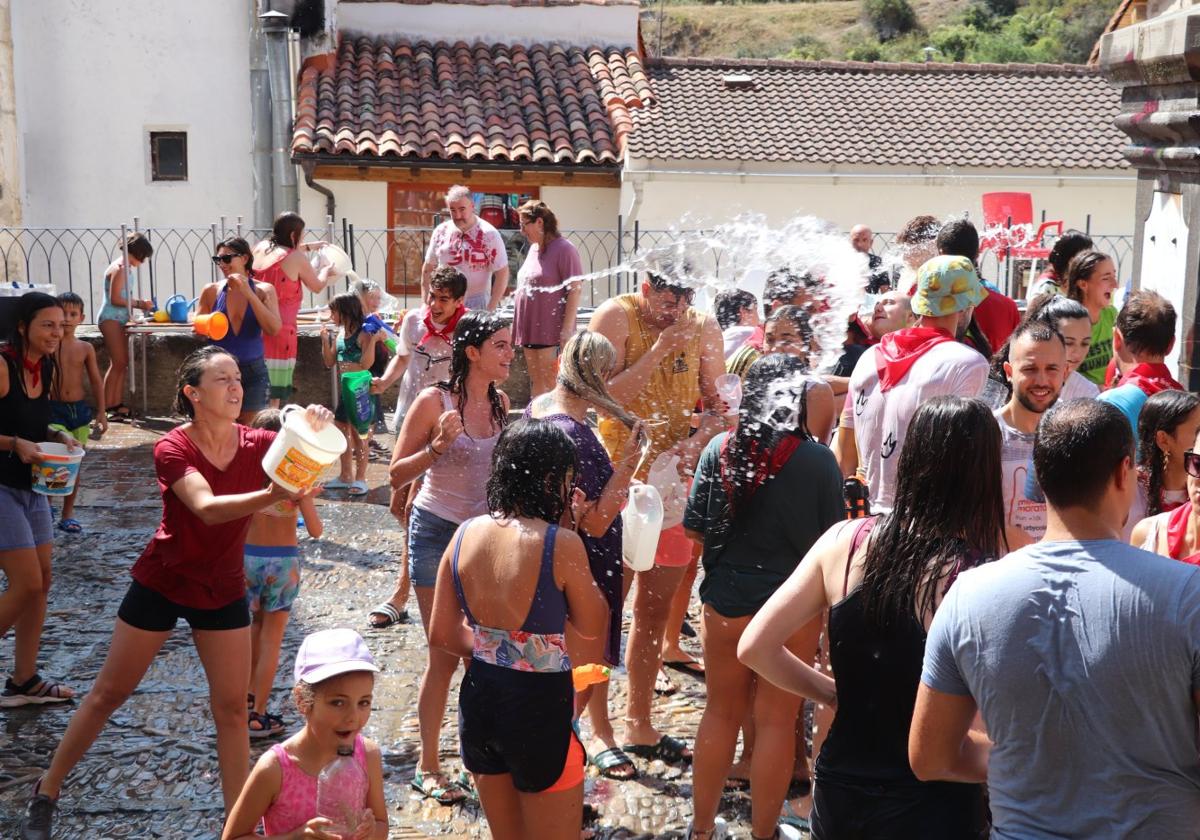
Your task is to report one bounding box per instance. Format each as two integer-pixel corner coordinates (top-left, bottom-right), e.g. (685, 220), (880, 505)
(597, 294), (704, 481)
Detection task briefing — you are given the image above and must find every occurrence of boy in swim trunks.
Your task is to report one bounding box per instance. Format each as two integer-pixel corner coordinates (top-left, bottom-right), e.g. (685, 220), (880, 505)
(49, 292), (107, 533)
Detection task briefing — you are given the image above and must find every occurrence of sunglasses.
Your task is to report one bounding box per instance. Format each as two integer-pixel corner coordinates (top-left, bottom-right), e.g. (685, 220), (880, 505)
(211, 254), (239, 265)
(1186, 450), (1200, 479)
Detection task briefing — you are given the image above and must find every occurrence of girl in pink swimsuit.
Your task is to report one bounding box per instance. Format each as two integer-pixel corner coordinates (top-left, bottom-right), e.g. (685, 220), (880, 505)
(222, 629), (389, 840)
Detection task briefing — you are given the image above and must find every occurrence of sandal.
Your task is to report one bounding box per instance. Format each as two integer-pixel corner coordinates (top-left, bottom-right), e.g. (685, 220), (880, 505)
(410, 769), (470, 805)
(654, 669), (677, 696)
(57, 518), (83, 534)
(107, 403), (132, 421)
(348, 480), (369, 496)
(323, 478), (351, 491)
(368, 602), (408, 629)
(663, 657), (706, 680)
(248, 710), (284, 739)
(0, 674), (74, 707)
(590, 746), (638, 780)
(622, 734), (692, 764)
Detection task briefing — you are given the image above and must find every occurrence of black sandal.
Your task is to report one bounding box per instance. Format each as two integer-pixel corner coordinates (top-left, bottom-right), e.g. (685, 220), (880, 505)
(107, 403), (132, 421)
(622, 734), (692, 764)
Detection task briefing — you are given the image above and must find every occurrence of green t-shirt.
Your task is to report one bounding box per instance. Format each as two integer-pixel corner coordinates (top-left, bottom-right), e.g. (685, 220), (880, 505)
(683, 432), (844, 618)
(1078, 306), (1116, 386)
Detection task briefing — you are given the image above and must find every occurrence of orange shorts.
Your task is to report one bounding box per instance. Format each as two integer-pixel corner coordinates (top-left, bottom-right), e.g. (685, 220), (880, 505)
(544, 730), (585, 793)
(653, 522), (696, 568)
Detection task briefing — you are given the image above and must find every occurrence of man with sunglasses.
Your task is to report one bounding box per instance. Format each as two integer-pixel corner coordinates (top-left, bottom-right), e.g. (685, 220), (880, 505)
(589, 270), (727, 763)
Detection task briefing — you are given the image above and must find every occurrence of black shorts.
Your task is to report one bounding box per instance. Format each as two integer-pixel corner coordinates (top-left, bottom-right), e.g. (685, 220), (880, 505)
(811, 777), (988, 840)
(117, 580), (251, 632)
(458, 660), (574, 792)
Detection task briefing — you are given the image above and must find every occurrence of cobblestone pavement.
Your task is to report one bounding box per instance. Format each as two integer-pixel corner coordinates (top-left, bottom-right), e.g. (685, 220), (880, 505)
(0, 419), (813, 839)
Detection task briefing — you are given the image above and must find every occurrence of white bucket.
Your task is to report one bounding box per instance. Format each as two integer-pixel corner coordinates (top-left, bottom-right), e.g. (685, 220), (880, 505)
(621, 484), (664, 572)
(261, 405), (348, 493)
(309, 245), (353, 280)
(31, 442), (84, 496)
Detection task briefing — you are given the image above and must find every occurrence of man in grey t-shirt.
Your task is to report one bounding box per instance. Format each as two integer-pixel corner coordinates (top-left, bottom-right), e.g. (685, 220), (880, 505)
(911, 399), (1200, 839)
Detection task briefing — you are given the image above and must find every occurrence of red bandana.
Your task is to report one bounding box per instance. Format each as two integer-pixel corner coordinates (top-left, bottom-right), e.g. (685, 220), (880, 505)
(418, 304), (466, 348)
(2, 346), (41, 389)
(874, 327), (953, 392)
(1166, 502), (1200, 565)
(719, 433), (803, 510)
(1115, 362), (1182, 397)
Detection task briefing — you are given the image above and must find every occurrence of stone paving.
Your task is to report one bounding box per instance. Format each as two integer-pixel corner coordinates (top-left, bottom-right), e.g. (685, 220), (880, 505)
(0, 418), (813, 839)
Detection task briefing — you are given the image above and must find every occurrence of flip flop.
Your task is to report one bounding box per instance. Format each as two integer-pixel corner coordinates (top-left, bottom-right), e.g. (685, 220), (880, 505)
(663, 658), (706, 680)
(654, 669), (677, 696)
(107, 403), (132, 421)
(348, 480), (369, 496)
(368, 602), (408, 628)
(590, 747), (638, 780)
(57, 518), (83, 534)
(323, 478), (351, 490)
(410, 770), (470, 805)
(622, 734), (692, 764)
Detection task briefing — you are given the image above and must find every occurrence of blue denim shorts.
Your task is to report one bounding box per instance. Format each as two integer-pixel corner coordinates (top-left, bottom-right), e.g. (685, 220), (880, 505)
(239, 357), (269, 414)
(0, 485), (53, 550)
(407, 506), (460, 589)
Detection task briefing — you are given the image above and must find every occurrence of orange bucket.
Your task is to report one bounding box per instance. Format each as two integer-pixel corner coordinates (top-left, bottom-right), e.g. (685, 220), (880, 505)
(193, 312), (229, 341)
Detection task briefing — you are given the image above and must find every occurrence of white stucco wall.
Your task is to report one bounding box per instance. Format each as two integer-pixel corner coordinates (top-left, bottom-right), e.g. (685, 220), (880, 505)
(299, 178), (387, 236)
(540, 186), (619, 231)
(12, 0), (256, 227)
(335, 1), (638, 47)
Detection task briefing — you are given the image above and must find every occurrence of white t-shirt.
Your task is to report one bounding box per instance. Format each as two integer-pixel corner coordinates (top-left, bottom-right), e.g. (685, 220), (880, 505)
(425, 219), (508, 308)
(1061, 370), (1100, 401)
(392, 308), (453, 429)
(846, 341), (989, 511)
(722, 325), (756, 360)
(993, 407), (1046, 539)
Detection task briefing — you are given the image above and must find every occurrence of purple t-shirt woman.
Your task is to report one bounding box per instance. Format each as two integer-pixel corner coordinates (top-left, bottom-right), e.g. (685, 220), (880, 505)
(512, 236), (583, 347)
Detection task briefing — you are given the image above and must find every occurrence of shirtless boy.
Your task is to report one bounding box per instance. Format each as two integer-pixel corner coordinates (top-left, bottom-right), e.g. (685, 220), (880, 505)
(49, 293), (107, 533)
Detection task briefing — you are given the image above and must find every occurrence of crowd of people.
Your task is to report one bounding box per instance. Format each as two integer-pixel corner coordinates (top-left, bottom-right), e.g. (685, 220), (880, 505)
(8, 188), (1200, 840)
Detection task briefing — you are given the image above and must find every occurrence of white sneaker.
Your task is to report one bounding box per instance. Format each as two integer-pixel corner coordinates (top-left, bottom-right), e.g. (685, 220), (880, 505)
(776, 822), (806, 840)
(686, 817), (729, 839)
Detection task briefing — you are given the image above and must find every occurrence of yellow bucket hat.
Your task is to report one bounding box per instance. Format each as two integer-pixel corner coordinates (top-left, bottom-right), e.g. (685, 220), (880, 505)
(912, 255), (988, 317)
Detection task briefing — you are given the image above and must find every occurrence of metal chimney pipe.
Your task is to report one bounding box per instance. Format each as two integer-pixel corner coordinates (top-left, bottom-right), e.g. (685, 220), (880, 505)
(261, 10), (297, 217)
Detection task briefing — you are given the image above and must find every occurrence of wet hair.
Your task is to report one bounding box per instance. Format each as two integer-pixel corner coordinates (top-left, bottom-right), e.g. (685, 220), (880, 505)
(715, 289), (757, 330)
(251, 408), (284, 432)
(173, 345), (235, 419)
(895, 215), (940, 246)
(763, 268), (818, 315)
(557, 331), (638, 428)
(429, 266), (468, 300)
(1116, 289), (1176, 358)
(1048, 230), (1093, 278)
(440, 310), (509, 432)
(1009, 320), (1064, 353)
(517, 200), (560, 240)
(936, 218), (980, 264)
(764, 305), (814, 365)
(716, 353), (812, 539)
(1025, 293), (1091, 329)
(486, 417), (579, 523)
(860, 396), (1006, 627)
(352, 278), (380, 297)
(446, 184), (472, 204)
(646, 270), (693, 300)
(121, 232), (153, 262)
(1035, 399), (1133, 510)
(5, 292), (62, 397)
(1138, 390), (1200, 517)
(270, 212), (306, 250)
(56, 291), (85, 311)
(217, 236), (255, 279)
(329, 292), (365, 336)
(1064, 250), (1113, 304)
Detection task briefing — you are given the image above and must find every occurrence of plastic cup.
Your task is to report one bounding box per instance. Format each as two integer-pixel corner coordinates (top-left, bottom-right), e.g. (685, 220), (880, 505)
(715, 373), (743, 417)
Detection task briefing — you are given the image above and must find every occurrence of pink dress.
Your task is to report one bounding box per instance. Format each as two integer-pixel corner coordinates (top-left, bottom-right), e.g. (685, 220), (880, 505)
(260, 734), (369, 835)
(256, 248), (302, 400)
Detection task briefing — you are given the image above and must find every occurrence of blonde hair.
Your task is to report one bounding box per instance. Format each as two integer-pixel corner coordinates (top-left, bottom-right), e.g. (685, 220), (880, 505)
(558, 332), (638, 429)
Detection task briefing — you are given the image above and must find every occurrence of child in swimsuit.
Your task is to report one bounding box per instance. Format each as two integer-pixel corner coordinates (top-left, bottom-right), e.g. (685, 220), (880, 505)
(221, 628), (388, 840)
(428, 418), (608, 840)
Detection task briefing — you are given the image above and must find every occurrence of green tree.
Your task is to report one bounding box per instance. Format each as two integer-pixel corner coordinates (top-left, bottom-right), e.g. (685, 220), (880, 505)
(864, 0), (918, 41)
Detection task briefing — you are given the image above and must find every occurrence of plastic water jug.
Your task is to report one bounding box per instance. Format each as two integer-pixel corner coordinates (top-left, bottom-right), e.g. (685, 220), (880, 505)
(316, 745), (368, 836)
(648, 452), (688, 529)
(622, 483), (664, 572)
(261, 405), (348, 493)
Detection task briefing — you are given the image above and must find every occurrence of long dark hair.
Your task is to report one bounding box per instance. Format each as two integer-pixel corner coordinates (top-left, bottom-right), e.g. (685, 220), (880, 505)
(486, 418), (578, 522)
(859, 396), (1007, 627)
(329, 292), (365, 336)
(173, 345), (235, 419)
(217, 236), (256, 280)
(716, 354), (811, 538)
(4, 292), (61, 398)
(439, 310), (509, 432)
(1065, 250), (1112, 304)
(1138, 390), (1200, 517)
(270, 212), (306, 250)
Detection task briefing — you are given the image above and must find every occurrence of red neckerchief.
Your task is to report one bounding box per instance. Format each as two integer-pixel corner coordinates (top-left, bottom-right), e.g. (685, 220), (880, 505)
(874, 327), (953, 392)
(1117, 362), (1183, 397)
(2, 346), (41, 389)
(719, 433), (802, 510)
(418, 304), (466, 348)
(1166, 502), (1200, 565)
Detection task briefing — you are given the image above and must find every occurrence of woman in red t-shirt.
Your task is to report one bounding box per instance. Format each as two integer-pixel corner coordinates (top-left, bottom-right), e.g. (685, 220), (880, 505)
(23, 346), (331, 833)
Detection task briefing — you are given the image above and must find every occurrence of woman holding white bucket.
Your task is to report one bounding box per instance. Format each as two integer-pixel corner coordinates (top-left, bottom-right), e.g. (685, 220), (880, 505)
(0, 292), (79, 708)
(388, 310), (513, 805)
(19, 346), (332, 839)
(528, 330), (646, 781)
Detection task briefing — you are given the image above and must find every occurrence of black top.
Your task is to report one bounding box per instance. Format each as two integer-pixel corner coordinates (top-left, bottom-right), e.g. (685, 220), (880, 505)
(0, 352), (52, 491)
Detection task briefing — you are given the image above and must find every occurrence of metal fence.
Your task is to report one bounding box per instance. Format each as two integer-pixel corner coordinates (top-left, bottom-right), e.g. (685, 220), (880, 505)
(0, 219), (1136, 322)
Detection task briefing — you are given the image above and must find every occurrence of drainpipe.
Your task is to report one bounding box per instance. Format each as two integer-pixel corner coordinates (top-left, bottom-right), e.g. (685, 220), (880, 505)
(261, 10), (298, 216)
(249, 6), (273, 229)
(301, 161), (335, 223)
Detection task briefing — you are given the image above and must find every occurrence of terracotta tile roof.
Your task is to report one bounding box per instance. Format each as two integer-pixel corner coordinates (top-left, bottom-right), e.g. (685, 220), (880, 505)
(345, 0), (638, 5)
(628, 57), (1128, 171)
(292, 36), (654, 166)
